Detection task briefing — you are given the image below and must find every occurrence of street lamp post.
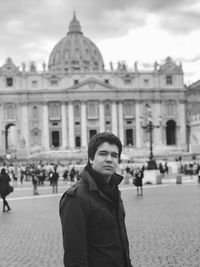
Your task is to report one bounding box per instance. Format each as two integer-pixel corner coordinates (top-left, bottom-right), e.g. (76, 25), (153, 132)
(140, 104), (162, 169)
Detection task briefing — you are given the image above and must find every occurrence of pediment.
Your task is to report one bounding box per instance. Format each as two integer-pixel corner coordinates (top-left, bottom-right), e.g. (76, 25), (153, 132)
(70, 78), (115, 92)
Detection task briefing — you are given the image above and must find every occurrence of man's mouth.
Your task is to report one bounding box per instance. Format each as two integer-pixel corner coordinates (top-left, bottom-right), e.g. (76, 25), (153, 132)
(104, 166), (113, 169)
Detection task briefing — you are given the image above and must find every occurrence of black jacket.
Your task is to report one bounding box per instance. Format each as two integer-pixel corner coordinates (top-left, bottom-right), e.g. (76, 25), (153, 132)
(0, 173), (11, 197)
(59, 167), (132, 267)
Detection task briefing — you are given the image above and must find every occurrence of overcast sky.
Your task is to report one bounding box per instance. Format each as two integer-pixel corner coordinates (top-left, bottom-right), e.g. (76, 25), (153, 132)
(1, 0), (200, 85)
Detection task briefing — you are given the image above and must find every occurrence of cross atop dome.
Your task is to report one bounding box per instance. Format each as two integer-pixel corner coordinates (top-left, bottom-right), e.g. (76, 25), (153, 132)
(68, 11), (83, 35)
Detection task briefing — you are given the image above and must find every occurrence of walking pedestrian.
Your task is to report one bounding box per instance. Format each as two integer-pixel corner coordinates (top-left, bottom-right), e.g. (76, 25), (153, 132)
(59, 132), (133, 267)
(134, 167), (144, 196)
(0, 168), (12, 212)
(31, 168), (39, 195)
(51, 169), (59, 193)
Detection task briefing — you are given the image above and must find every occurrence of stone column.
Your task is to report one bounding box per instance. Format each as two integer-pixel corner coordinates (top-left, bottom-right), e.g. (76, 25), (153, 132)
(112, 101), (118, 135)
(81, 101), (87, 148)
(68, 101), (75, 149)
(99, 101), (105, 132)
(154, 100), (162, 146)
(61, 102), (67, 149)
(0, 103), (4, 152)
(42, 102), (49, 149)
(135, 100), (142, 148)
(118, 101), (124, 145)
(21, 103), (29, 150)
(179, 100), (186, 147)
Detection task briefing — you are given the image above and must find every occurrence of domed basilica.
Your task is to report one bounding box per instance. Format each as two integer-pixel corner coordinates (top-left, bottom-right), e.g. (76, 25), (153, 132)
(0, 13), (198, 160)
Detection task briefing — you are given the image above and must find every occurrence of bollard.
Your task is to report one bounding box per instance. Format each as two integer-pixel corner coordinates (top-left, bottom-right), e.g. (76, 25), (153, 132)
(156, 174), (163, 185)
(124, 174), (130, 184)
(176, 174), (182, 184)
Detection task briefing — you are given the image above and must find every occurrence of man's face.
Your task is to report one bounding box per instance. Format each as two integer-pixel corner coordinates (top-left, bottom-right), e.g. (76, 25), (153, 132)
(89, 142), (119, 179)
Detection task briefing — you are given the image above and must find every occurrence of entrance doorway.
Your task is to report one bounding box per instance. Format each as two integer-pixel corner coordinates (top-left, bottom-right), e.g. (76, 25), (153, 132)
(51, 131), (60, 147)
(125, 129), (133, 145)
(166, 120), (176, 145)
(75, 136), (81, 147)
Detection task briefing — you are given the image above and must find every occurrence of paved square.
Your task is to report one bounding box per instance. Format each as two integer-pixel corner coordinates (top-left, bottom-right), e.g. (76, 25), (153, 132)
(0, 183), (199, 267)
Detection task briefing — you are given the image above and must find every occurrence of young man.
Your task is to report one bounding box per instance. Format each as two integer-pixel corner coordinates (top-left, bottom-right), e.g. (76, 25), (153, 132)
(59, 132), (132, 267)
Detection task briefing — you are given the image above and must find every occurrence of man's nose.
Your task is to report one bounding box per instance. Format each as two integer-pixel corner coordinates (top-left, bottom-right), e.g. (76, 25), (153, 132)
(105, 154), (112, 161)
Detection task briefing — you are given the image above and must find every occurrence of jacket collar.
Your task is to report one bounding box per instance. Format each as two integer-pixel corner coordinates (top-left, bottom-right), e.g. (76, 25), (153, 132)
(79, 167), (124, 192)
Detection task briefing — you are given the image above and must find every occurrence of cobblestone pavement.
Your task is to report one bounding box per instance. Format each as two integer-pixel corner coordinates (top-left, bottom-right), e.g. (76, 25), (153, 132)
(0, 181), (199, 267)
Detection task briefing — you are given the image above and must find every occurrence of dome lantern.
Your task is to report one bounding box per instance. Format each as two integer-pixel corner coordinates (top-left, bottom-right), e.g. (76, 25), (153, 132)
(68, 12), (82, 35)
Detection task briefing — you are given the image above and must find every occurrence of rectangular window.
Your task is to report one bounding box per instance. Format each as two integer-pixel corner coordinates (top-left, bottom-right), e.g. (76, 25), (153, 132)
(51, 80), (58, 85)
(6, 78), (13, 87)
(104, 79), (109, 84)
(124, 79), (131, 84)
(32, 80), (38, 87)
(166, 75), (173, 85)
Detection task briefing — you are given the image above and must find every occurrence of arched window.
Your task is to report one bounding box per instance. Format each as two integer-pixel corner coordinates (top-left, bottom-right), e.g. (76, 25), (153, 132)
(33, 106), (38, 119)
(74, 104), (80, 118)
(166, 120), (176, 145)
(87, 101), (98, 119)
(49, 102), (61, 120)
(31, 128), (41, 146)
(166, 101), (176, 116)
(105, 104), (111, 117)
(6, 104), (16, 120)
(124, 101), (134, 117)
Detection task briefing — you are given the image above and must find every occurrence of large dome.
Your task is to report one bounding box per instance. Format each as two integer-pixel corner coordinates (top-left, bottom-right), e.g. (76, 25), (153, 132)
(48, 13), (104, 72)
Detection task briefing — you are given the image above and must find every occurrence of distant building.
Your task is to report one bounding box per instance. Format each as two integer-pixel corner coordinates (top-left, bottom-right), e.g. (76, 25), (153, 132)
(0, 13), (188, 160)
(187, 81), (200, 154)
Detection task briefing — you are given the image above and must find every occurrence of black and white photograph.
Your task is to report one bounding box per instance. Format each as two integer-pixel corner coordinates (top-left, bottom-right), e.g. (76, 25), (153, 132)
(0, 0), (200, 266)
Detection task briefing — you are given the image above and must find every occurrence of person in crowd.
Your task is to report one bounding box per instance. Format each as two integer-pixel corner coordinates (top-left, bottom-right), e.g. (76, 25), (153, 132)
(158, 163), (165, 175)
(134, 167), (144, 196)
(69, 166), (76, 184)
(164, 160), (169, 174)
(59, 132), (132, 267)
(12, 169), (18, 186)
(31, 167), (39, 195)
(63, 169), (69, 181)
(38, 166), (46, 185)
(0, 168), (12, 212)
(51, 168), (59, 193)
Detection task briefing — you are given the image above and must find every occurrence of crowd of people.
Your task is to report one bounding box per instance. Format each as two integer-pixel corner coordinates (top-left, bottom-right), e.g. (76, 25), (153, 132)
(1, 156), (200, 212)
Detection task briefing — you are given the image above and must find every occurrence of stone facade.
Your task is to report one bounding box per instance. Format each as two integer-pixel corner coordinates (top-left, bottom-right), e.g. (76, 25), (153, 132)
(0, 14), (188, 159)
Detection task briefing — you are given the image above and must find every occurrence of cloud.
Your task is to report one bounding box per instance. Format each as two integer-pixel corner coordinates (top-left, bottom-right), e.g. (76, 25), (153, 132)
(159, 9), (200, 35)
(74, 0), (199, 38)
(0, 0), (199, 84)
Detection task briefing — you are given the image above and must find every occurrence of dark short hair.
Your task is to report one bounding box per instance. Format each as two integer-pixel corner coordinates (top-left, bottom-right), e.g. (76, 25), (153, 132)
(88, 132), (122, 161)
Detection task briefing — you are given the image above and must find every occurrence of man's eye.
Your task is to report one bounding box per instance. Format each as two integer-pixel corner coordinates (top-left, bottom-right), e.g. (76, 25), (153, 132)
(99, 152), (108, 156)
(111, 154), (118, 158)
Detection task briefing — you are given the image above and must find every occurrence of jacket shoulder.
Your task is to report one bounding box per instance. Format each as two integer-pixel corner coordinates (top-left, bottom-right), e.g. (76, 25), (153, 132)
(59, 180), (88, 206)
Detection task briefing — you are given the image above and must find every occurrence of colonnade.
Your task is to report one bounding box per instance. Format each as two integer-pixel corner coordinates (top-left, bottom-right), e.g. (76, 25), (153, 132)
(0, 99), (187, 155)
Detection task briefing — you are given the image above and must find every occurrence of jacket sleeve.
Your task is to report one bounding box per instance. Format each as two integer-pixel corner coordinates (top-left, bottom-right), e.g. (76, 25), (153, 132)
(59, 191), (89, 267)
